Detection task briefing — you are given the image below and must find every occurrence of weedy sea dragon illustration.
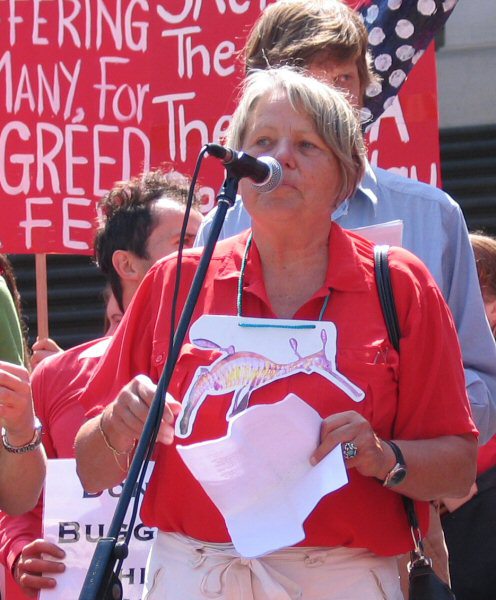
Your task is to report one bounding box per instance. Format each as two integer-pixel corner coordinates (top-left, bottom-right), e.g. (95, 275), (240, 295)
(177, 329), (365, 437)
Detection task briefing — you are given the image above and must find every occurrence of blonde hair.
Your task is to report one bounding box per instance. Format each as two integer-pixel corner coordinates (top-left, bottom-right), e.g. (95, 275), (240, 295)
(226, 66), (366, 204)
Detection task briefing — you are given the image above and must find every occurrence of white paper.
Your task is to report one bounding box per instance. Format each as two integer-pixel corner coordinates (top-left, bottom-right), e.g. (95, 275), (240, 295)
(41, 459), (155, 600)
(351, 219), (404, 246)
(177, 394), (348, 557)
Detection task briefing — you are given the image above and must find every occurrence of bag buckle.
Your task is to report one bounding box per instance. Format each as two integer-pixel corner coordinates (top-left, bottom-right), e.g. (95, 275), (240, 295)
(407, 525), (432, 573)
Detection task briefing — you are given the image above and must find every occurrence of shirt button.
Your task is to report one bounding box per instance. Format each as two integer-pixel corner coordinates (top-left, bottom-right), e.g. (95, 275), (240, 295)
(155, 353), (164, 364)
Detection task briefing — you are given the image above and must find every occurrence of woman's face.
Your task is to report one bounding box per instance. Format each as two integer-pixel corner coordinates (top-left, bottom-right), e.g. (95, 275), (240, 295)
(239, 92), (342, 228)
(105, 292), (123, 336)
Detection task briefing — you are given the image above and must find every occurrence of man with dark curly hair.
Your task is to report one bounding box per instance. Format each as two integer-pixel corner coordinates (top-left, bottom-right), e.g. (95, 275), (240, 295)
(0, 168), (202, 599)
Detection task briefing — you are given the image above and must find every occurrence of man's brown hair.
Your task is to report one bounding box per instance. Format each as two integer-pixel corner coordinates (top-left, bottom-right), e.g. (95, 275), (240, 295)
(94, 168), (199, 313)
(243, 0), (378, 97)
(470, 232), (496, 302)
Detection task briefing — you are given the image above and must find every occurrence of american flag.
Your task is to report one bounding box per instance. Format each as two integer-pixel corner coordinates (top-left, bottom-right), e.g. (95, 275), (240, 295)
(351, 0), (458, 124)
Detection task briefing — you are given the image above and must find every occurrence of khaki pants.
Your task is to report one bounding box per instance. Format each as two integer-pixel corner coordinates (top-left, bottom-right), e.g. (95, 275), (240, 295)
(144, 531), (403, 599)
(397, 502), (450, 599)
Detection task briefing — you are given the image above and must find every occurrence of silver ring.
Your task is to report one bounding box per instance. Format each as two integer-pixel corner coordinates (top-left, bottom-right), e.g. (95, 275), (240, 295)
(343, 441), (358, 460)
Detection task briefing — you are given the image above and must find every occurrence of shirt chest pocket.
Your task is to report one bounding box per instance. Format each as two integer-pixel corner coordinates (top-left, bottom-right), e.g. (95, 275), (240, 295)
(337, 343), (400, 435)
(152, 340), (222, 402)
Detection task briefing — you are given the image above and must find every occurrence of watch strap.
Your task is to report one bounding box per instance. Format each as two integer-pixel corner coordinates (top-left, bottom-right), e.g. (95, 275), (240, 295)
(384, 440), (406, 467)
(382, 440), (407, 487)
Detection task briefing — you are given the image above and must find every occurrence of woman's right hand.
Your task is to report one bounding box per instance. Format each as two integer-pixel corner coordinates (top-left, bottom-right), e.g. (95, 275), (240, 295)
(101, 374), (182, 452)
(76, 375), (182, 493)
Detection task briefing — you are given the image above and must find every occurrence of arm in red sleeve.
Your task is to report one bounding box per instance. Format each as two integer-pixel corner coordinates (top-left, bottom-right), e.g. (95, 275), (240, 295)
(0, 501), (42, 575)
(75, 261), (177, 492)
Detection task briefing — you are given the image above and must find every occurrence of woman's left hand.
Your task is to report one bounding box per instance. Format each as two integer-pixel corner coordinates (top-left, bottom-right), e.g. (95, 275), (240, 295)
(311, 410), (391, 480)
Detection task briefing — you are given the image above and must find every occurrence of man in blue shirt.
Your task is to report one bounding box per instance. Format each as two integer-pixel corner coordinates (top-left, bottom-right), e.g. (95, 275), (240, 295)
(196, 0), (496, 444)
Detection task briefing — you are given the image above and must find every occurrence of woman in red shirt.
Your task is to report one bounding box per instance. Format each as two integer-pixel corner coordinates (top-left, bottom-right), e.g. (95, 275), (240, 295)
(75, 67), (477, 599)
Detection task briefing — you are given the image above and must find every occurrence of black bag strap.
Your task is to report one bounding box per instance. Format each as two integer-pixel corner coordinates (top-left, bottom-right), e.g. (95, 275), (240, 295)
(374, 245), (401, 352)
(373, 245), (425, 552)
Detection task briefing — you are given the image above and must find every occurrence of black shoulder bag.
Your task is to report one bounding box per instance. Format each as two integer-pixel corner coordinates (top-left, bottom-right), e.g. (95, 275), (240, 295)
(374, 245), (456, 600)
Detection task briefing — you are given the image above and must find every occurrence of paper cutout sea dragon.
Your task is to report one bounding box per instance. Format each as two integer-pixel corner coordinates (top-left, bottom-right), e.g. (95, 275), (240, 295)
(177, 329), (365, 437)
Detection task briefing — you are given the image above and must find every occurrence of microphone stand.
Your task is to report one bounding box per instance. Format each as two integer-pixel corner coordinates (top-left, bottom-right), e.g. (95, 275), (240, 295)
(79, 175), (239, 600)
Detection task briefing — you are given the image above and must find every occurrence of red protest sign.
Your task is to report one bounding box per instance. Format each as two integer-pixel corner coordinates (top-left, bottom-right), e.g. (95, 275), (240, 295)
(0, 1), (441, 255)
(0, 1), (265, 253)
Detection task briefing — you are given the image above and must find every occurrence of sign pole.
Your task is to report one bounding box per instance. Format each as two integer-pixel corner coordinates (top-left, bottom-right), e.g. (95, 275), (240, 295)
(35, 254), (49, 340)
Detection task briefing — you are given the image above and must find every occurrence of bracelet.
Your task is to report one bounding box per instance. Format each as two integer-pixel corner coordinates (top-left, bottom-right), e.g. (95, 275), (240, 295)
(1, 417), (43, 454)
(98, 412), (135, 472)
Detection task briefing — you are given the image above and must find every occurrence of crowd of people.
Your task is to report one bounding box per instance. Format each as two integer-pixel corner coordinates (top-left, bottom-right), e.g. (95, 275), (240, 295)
(0, 1), (494, 599)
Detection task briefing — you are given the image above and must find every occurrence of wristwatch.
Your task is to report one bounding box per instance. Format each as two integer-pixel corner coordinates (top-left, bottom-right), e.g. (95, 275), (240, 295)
(382, 440), (407, 487)
(1, 417), (43, 454)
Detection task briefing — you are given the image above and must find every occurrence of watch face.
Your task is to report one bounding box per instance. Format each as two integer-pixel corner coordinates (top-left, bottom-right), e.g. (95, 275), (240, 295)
(384, 463), (407, 487)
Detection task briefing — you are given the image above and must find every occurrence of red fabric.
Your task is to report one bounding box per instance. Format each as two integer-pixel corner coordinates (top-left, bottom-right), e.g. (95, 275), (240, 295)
(0, 338), (110, 599)
(81, 225), (476, 557)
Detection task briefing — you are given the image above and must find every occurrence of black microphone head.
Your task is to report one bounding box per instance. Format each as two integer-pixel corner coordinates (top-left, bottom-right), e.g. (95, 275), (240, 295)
(249, 157), (282, 193)
(205, 143), (228, 160)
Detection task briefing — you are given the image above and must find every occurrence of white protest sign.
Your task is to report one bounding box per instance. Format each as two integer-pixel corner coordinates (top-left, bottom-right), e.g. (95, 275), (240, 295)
(41, 459), (155, 600)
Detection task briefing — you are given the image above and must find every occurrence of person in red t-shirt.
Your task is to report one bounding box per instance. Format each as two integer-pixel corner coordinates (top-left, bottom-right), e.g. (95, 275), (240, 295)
(0, 168), (202, 599)
(28, 286), (121, 370)
(75, 68), (477, 599)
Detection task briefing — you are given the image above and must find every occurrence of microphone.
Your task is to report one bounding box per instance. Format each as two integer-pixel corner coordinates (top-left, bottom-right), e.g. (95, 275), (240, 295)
(206, 143), (282, 193)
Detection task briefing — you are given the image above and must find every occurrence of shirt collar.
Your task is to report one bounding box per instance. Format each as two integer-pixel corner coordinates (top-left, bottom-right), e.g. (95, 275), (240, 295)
(359, 160), (379, 206)
(325, 224), (372, 293)
(214, 224), (372, 300)
(214, 229), (250, 282)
